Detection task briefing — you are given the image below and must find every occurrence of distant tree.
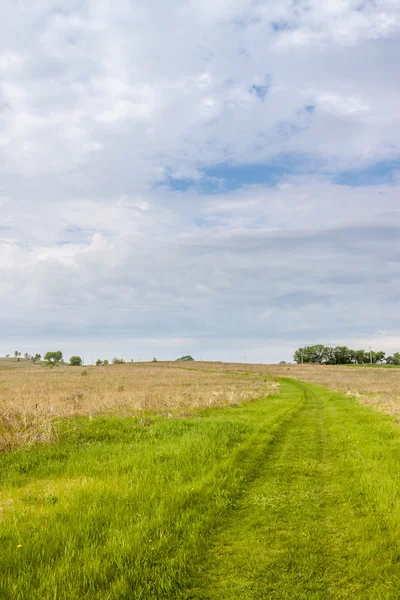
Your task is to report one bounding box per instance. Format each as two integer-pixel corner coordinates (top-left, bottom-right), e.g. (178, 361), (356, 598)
(24, 352), (30, 360)
(44, 350), (63, 366)
(293, 345), (393, 366)
(96, 359), (103, 366)
(70, 356), (82, 366)
(176, 355), (194, 361)
(293, 346), (325, 364)
(14, 351), (21, 361)
(103, 359), (109, 365)
(32, 353), (41, 364)
(279, 361), (287, 365)
(112, 357), (125, 365)
(332, 346), (352, 365)
(386, 352), (400, 365)
(152, 357), (157, 362)
(354, 349), (367, 364)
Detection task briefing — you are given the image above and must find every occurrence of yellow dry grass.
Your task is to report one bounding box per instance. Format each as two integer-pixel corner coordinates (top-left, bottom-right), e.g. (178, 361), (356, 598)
(178, 362), (400, 418)
(0, 363), (277, 452)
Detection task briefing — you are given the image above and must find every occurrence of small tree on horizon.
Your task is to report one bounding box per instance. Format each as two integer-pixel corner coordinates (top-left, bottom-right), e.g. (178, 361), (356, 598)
(70, 356), (83, 366)
(44, 350), (63, 366)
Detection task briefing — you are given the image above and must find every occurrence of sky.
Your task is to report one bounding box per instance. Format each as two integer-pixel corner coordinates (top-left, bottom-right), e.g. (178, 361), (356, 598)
(1, 0), (399, 364)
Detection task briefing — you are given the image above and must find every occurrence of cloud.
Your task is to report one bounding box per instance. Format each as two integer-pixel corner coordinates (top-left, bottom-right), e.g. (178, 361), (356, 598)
(0, 1), (399, 361)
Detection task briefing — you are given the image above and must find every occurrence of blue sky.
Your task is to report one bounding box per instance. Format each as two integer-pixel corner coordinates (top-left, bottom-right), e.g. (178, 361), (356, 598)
(0, 0), (399, 363)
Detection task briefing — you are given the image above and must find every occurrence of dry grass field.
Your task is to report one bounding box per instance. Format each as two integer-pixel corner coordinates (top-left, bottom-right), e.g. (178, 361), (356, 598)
(0, 362), (276, 452)
(179, 361), (400, 418)
(2, 358), (399, 453)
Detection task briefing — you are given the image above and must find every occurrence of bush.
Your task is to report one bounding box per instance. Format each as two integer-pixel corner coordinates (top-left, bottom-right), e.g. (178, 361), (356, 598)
(70, 356), (83, 366)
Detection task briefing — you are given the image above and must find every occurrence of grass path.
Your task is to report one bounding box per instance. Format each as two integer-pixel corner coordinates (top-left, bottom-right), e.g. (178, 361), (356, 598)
(185, 380), (400, 599)
(2, 377), (400, 598)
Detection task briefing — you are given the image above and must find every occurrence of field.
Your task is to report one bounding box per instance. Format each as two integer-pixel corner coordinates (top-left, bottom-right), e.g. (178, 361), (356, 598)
(182, 361), (400, 418)
(0, 362), (274, 452)
(1, 361), (400, 598)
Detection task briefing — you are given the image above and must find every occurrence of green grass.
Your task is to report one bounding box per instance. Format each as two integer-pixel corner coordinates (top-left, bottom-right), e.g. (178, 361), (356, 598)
(0, 383), (300, 599)
(2, 378), (400, 598)
(186, 381), (400, 599)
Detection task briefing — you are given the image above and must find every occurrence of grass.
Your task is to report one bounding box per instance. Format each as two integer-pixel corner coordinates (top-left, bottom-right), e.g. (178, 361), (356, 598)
(178, 361), (400, 419)
(0, 363), (276, 451)
(186, 381), (400, 599)
(0, 358), (43, 370)
(0, 382), (299, 599)
(2, 367), (400, 597)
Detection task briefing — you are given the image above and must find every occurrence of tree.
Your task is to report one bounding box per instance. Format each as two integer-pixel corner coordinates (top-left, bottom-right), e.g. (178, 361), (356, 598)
(14, 350), (21, 361)
(332, 346), (352, 365)
(112, 357), (125, 365)
(293, 346), (326, 364)
(32, 353), (41, 364)
(103, 359), (109, 365)
(24, 352), (30, 360)
(393, 353), (400, 365)
(44, 350), (63, 366)
(70, 356), (82, 366)
(152, 357), (157, 362)
(293, 344), (396, 366)
(386, 353), (399, 365)
(176, 355), (194, 361)
(354, 349), (367, 364)
(96, 359), (103, 366)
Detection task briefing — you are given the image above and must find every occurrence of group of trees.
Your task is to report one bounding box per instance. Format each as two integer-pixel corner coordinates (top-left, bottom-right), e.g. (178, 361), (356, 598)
(293, 345), (400, 365)
(9, 351), (44, 364)
(8, 351), (196, 366)
(96, 359), (110, 366)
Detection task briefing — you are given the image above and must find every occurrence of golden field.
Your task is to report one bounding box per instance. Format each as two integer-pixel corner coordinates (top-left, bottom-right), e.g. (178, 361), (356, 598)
(0, 361), (276, 452)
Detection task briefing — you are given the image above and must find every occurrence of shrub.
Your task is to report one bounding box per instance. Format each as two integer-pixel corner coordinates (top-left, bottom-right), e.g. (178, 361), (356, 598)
(70, 356), (83, 367)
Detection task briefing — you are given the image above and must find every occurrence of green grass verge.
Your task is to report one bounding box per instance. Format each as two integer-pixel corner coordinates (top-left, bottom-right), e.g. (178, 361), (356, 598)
(2, 379), (400, 598)
(0, 383), (300, 599)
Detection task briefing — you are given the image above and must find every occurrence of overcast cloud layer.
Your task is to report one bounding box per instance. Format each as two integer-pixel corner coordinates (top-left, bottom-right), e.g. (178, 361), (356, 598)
(1, 0), (399, 362)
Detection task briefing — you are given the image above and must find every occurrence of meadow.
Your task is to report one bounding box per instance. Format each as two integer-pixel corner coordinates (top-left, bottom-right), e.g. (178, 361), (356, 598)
(0, 362), (275, 452)
(184, 361), (400, 418)
(1, 361), (400, 598)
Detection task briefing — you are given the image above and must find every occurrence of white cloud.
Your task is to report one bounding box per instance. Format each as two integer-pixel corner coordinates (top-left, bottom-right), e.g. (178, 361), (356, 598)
(0, 0), (399, 360)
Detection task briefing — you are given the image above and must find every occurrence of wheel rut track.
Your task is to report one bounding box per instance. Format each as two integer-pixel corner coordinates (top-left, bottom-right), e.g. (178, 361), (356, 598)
(182, 378), (333, 600)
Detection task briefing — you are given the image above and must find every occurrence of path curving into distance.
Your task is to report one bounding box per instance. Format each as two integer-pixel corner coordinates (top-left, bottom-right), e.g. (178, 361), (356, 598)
(184, 378), (400, 600)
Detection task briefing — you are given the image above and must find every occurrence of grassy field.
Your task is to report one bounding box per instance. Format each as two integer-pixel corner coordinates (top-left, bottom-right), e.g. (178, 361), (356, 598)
(182, 361), (400, 418)
(2, 362), (400, 598)
(0, 362), (275, 452)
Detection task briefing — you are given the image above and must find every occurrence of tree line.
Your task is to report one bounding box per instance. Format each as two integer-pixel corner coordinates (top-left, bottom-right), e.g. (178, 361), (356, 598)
(7, 352), (195, 366)
(293, 345), (400, 365)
